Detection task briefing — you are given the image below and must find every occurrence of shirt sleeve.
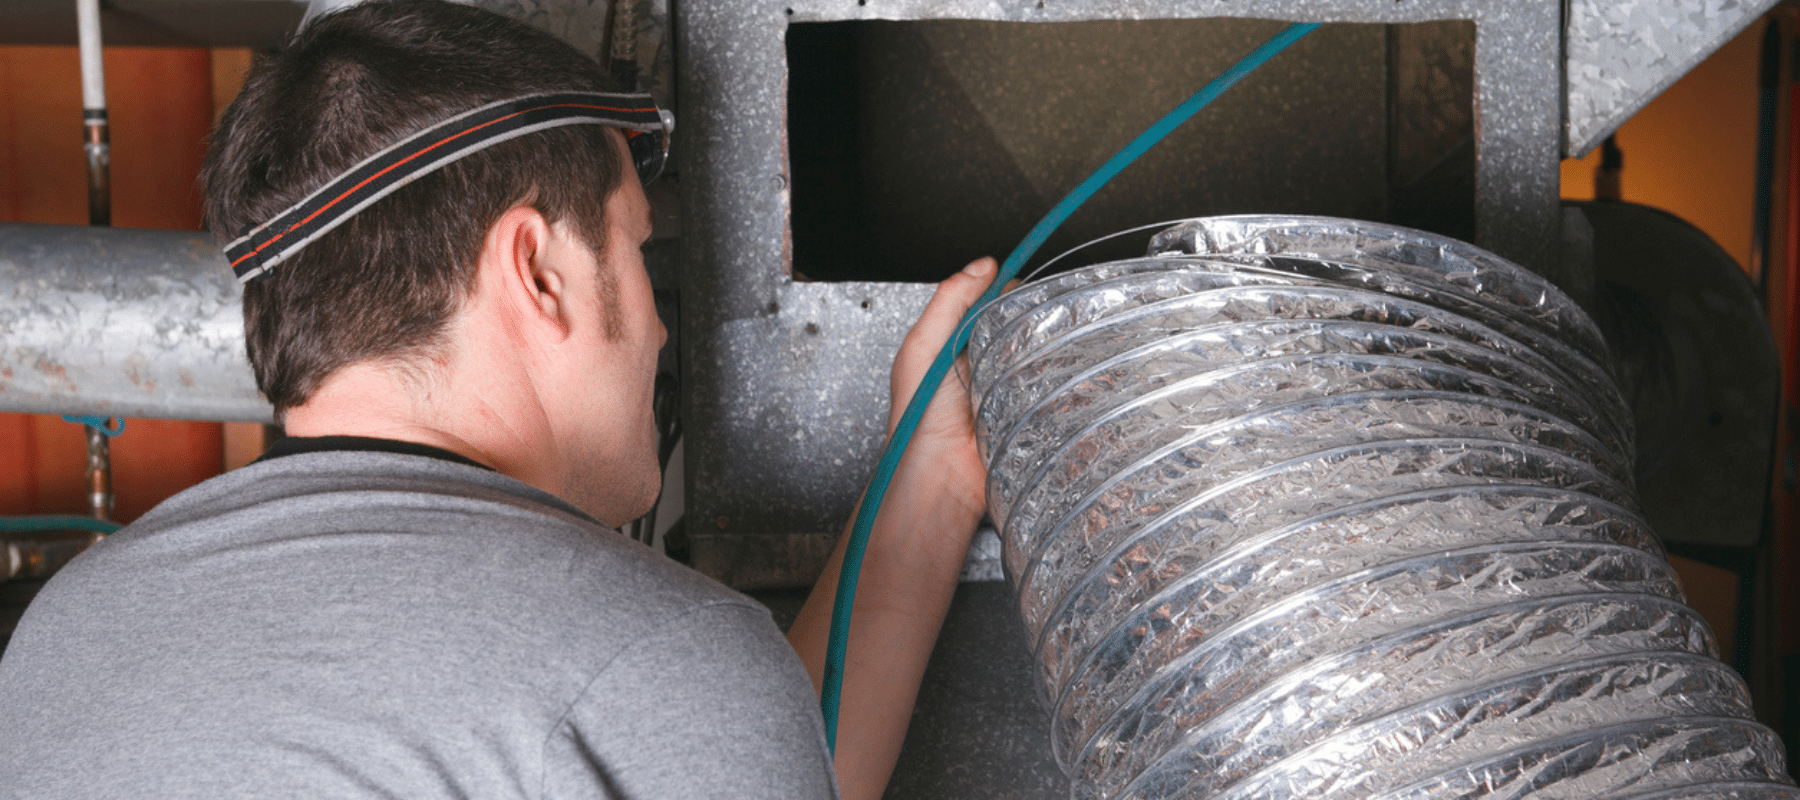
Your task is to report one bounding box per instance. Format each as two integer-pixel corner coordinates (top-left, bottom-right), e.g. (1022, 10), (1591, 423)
(540, 601), (840, 800)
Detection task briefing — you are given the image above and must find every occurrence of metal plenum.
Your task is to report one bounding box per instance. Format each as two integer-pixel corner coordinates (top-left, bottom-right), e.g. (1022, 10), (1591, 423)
(968, 216), (1794, 800)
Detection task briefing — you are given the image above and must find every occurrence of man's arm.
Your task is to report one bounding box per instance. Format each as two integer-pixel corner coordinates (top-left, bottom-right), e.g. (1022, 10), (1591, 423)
(550, 602), (837, 799)
(786, 257), (999, 800)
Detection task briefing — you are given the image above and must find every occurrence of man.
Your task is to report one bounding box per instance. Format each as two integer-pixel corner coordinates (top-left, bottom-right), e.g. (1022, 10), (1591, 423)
(0, 2), (994, 798)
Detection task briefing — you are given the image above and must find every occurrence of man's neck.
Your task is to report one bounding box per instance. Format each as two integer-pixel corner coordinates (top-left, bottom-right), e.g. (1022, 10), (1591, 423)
(256, 434), (496, 472)
(280, 359), (549, 485)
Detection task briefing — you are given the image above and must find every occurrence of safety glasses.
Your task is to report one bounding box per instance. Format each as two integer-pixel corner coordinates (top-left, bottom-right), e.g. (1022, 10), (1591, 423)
(625, 112), (674, 186)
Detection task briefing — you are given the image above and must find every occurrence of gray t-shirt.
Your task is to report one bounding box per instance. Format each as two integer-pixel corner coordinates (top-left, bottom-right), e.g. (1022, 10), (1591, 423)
(0, 450), (837, 799)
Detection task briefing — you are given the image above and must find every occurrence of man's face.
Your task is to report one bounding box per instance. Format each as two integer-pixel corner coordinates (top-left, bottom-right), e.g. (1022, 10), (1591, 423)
(554, 137), (667, 526)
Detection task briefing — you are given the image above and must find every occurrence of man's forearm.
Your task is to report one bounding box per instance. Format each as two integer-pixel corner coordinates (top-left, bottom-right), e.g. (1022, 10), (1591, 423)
(787, 438), (983, 800)
(788, 257), (995, 799)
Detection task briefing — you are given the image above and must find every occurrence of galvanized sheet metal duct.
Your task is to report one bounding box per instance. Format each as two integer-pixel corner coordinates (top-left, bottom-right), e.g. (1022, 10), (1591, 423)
(967, 216), (1795, 800)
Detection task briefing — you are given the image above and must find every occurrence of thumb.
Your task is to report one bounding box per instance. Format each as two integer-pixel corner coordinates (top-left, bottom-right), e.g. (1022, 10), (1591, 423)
(894, 258), (998, 395)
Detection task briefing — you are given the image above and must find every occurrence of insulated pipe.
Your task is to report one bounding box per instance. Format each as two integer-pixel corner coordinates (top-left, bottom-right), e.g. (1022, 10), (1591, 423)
(968, 216), (1796, 800)
(0, 222), (270, 423)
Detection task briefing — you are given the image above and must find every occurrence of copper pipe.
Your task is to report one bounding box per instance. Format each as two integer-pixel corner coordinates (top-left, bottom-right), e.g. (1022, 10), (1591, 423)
(84, 425), (113, 521)
(84, 113), (110, 228)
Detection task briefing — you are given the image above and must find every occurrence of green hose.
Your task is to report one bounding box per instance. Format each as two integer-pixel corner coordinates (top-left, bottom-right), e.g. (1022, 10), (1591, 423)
(0, 515), (121, 535)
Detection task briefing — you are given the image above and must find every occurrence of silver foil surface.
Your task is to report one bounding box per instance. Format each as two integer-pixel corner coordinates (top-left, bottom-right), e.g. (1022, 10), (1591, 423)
(968, 216), (1796, 800)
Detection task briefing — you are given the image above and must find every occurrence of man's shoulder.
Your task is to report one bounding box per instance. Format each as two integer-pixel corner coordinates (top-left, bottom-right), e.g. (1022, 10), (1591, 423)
(0, 450), (812, 800)
(34, 448), (760, 660)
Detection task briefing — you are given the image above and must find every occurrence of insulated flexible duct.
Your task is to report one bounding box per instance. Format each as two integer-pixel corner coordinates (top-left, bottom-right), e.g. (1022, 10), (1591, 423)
(967, 216), (1796, 800)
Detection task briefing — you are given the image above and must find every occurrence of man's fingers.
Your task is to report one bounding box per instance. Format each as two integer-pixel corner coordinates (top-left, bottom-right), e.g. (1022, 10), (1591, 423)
(891, 258), (999, 428)
(930, 257), (999, 332)
(905, 257), (999, 356)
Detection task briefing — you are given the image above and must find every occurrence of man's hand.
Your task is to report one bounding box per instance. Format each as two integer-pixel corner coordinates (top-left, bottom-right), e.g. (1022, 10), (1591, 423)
(887, 256), (999, 528)
(787, 257), (1002, 800)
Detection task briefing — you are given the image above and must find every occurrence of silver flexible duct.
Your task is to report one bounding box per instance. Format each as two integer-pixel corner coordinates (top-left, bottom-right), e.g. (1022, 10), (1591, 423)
(967, 216), (1795, 800)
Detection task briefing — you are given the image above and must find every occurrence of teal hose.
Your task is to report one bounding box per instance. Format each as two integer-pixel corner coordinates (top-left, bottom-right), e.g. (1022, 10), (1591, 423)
(0, 515), (121, 535)
(60, 415), (125, 437)
(820, 21), (1321, 751)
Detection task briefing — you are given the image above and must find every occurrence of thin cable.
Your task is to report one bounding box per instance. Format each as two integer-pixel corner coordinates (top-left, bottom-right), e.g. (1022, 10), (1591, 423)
(820, 21), (1321, 751)
(1021, 217), (1197, 284)
(942, 216), (1190, 400)
(942, 216), (1195, 398)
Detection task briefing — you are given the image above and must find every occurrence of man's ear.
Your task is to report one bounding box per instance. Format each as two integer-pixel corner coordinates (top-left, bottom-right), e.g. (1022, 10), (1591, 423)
(480, 205), (572, 337)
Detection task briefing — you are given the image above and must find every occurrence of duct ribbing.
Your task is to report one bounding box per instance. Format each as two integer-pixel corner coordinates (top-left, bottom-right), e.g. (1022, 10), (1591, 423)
(967, 216), (1795, 800)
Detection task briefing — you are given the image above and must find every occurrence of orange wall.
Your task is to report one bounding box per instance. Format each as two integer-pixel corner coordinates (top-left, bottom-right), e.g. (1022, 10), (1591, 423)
(0, 46), (225, 523)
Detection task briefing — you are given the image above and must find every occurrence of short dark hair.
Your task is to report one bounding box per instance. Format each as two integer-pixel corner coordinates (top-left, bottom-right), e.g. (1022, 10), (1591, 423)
(202, 0), (625, 415)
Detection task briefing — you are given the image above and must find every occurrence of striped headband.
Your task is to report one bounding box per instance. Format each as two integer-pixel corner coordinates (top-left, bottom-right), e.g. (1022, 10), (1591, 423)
(225, 91), (673, 283)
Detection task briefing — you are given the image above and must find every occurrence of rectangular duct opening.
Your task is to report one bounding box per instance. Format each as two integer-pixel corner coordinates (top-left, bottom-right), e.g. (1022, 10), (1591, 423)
(785, 18), (1474, 284)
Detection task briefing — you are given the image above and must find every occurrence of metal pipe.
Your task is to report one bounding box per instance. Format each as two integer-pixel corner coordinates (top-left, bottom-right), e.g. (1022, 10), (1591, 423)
(81, 120), (109, 229)
(75, 0), (115, 521)
(608, 0), (640, 89)
(968, 216), (1795, 800)
(81, 426), (112, 520)
(0, 222), (270, 423)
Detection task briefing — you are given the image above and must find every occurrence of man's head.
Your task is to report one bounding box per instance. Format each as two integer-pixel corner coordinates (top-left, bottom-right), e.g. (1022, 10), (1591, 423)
(202, 0), (626, 416)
